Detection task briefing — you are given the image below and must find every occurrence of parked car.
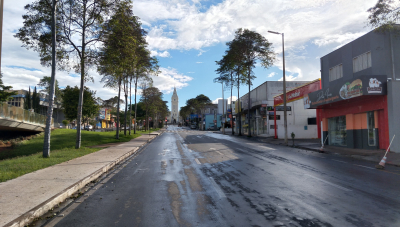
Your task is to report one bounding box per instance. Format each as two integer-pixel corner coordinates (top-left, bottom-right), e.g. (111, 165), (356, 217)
(85, 125), (93, 130)
(190, 124), (196, 129)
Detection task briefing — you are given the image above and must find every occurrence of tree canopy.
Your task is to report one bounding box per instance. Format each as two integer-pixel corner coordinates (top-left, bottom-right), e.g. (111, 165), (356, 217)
(0, 74), (17, 102)
(367, 0), (400, 31)
(61, 86), (99, 122)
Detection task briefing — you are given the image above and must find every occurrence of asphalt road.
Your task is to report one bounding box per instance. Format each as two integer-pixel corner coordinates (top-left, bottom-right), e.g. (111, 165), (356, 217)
(51, 125), (400, 227)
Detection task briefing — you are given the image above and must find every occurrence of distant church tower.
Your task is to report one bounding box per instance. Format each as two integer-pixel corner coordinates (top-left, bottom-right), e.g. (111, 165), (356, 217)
(170, 87), (179, 124)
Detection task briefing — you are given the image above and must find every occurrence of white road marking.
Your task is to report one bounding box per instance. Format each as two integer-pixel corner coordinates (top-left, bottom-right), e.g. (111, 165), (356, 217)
(195, 158), (201, 165)
(332, 159), (347, 164)
(305, 174), (352, 192)
(216, 151), (223, 155)
(353, 164), (375, 170)
(210, 148), (216, 150)
(209, 177), (226, 198)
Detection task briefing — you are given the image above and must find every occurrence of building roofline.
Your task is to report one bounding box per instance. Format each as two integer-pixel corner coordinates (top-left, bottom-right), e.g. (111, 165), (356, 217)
(273, 78), (321, 98)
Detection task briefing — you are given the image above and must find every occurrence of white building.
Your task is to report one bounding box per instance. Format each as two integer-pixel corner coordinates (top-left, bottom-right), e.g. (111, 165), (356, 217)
(217, 99), (228, 115)
(237, 80), (318, 138)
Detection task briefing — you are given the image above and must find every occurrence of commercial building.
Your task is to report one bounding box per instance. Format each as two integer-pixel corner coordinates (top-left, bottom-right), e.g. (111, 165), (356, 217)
(306, 28), (400, 152)
(236, 81), (318, 138)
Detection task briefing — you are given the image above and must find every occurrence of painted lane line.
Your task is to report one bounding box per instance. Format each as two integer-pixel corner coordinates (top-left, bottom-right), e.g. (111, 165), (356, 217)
(210, 148), (216, 150)
(332, 159), (347, 164)
(195, 158), (201, 165)
(216, 151), (223, 156)
(305, 174), (352, 192)
(353, 164), (375, 170)
(209, 177), (226, 198)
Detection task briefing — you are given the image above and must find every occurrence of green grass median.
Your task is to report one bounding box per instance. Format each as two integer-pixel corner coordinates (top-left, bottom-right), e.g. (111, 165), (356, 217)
(0, 128), (159, 182)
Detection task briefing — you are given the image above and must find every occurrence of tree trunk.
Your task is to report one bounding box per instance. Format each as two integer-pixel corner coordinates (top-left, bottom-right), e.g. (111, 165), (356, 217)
(134, 73), (138, 134)
(248, 67), (251, 137)
(124, 80), (127, 136)
(75, 5), (86, 149)
(43, 0), (57, 157)
(237, 73), (242, 136)
(129, 77), (132, 135)
(116, 77), (121, 139)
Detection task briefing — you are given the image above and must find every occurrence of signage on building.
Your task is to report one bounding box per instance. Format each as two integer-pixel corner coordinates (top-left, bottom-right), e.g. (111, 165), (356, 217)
(106, 110), (111, 121)
(367, 78), (383, 94)
(274, 79), (321, 107)
(305, 75), (387, 108)
(267, 106), (291, 111)
(99, 108), (106, 120)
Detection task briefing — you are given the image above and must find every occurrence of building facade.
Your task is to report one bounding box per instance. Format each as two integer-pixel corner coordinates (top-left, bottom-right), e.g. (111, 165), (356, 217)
(236, 81), (318, 138)
(306, 28), (400, 152)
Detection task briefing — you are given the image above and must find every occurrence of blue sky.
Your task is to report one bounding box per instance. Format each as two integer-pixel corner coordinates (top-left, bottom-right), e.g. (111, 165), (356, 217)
(2, 0), (378, 111)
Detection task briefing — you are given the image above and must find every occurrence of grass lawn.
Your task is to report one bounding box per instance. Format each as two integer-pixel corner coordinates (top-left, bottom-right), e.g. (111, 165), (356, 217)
(0, 128), (160, 182)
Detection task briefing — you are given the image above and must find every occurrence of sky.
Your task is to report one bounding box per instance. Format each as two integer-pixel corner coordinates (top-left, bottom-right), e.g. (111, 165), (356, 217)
(2, 0), (378, 111)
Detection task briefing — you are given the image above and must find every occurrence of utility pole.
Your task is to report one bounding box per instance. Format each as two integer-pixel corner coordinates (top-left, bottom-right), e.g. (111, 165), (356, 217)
(0, 0), (4, 74)
(268, 30), (288, 145)
(222, 82), (225, 134)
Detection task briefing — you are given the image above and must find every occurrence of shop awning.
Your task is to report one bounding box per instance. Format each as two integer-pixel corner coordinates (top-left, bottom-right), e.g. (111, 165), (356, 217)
(305, 75), (387, 109)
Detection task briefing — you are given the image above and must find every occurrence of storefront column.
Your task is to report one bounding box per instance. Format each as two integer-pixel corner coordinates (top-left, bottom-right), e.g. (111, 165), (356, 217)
(316, 109), (321, 139)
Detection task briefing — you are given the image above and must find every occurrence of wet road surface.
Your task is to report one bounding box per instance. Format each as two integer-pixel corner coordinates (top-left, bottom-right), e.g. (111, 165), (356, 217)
(51, 126), (400, 227)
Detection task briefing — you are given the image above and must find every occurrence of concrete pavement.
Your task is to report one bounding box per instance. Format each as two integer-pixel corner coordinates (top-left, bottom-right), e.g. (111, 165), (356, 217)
(0, 130), (164, 227)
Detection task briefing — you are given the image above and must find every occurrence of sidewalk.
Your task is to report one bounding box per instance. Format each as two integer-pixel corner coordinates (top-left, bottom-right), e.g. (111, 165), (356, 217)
(0, 130), (164, 227)
(217, 131), (400, 167)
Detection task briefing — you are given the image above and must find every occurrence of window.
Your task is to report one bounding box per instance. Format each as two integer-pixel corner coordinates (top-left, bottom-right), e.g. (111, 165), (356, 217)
(270, 125), (278, 129)
(329, 64), (343, 82)
(353, 51), (371, 73)
(268, 115), (280, 120)
(308, 117), (317, 125)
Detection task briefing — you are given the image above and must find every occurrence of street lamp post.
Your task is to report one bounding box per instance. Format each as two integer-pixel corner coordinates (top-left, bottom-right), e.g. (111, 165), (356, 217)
(268, 30), (288, 145)
(222, 82), (225, 135)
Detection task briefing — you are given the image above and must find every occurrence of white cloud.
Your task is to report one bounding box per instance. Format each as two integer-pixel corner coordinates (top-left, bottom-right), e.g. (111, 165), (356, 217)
(196, 62), (203, 64)
(152, 67), (193, 94)
(139, 0), (376, 81)
(268, 72), (276, 78)
(150, 50), (171, 58)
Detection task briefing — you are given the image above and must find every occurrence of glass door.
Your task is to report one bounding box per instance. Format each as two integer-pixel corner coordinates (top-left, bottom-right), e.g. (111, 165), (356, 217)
(329, 116), (347, 146)
(367, 111), (376, 146)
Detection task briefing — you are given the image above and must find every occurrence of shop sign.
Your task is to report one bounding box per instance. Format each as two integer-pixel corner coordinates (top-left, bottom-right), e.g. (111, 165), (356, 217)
(99, 108), (106, 120)
(267, 106), (291, 111)
(274, 79), (321, 106)
(306, 75), (387, 108)
(106, 110), (111, 121)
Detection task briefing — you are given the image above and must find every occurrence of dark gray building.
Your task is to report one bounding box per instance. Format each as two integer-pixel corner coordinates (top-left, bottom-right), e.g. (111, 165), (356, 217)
(307, 27), (400, 152)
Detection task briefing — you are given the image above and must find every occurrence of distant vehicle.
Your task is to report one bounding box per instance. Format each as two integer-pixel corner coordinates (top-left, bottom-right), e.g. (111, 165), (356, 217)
(72, 127), (77, 130)
(190, 124), (196, 129)
(85, 125), (93, 130)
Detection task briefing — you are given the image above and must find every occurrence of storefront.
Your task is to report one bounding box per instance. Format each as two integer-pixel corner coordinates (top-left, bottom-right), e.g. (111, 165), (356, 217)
(273, 79), (322, 139)
(306, 75), (389, 150)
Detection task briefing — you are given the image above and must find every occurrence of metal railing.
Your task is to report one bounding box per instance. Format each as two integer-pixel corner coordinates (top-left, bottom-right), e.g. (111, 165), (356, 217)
(0, 102), (53, 127)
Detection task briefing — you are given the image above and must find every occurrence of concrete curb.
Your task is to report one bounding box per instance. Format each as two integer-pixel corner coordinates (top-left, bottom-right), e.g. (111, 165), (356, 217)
(5, 131), (163, 227)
